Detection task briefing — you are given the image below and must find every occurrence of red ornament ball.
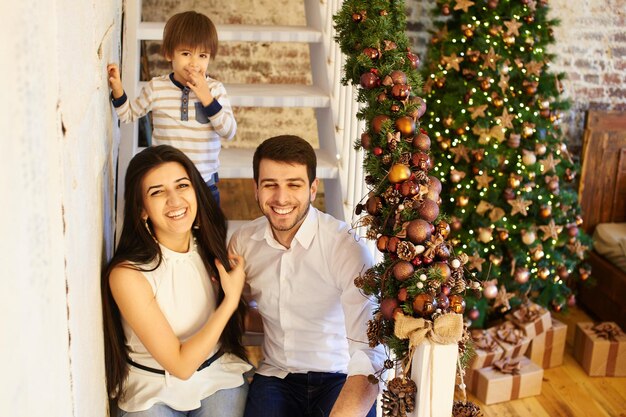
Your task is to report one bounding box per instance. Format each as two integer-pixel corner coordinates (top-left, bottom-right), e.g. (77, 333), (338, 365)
(360, 72), (380, 89)
(436, 293), (450, 310)
(407, 52), (420, 69)
(360, 132), (372, 150)
(411, 152), (431, 170)
(373, 146), (383, 156)
(380, 298), (399, 320)
(363, 47), (379, 60)
(468, 307), (480, 321)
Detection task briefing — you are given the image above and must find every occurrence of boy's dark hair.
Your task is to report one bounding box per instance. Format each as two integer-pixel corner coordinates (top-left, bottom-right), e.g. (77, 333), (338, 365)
(161, 11), (218, 59)
(253, 135), (317, 185)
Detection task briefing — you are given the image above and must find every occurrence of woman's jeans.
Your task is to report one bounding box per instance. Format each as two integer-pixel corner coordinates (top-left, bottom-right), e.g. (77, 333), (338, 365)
(117, 383), (248, 417)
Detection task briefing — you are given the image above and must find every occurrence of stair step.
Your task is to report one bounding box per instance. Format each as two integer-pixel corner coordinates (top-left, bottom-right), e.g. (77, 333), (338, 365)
(225, 84), (329, 108)
(136, 82), (329, 108)
(220, 148), (339, 179)
(138, 22), (322, 43)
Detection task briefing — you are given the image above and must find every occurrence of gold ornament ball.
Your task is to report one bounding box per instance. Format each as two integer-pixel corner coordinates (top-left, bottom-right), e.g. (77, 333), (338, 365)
(450, 171), (462, 183)
(457, 195), (470, 207)
(436, 221), (451, 238)
(464, 28), (474, 38)
(443, 115), (454, 128)
(522, 151), (537, 165)
(498, 230), (509, 241)
(535, 143), (547, 155)
(521, 229), (536, 245)
(508, 174), (521, 188)
(480, 79), (491, 91)
(388, 163), (412, 183)
(515, 267), (530, 284)
(538, 267), (550, 280)
(395, 116), (416, 137)
(522, 125), (534, 138)
(488, 26), (500, 37)
(478, 228), (493, 243)
(557, 265), (569, 280)
(449, 294), (466, 314)
(433, 262), (452, 281)
(484, 284), (498, 299)
(532, 248), (545, 261)
(493, 96), (504, 107)
(539, 205), (552, 218)
(503, 35), (516, 46)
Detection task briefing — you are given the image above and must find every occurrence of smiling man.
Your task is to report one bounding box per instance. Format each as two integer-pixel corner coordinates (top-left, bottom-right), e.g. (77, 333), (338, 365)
(228, 135), (385, 417)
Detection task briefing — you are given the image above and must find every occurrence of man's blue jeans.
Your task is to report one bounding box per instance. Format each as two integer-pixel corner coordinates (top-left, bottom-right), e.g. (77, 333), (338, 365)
(243, 372), (376, 417)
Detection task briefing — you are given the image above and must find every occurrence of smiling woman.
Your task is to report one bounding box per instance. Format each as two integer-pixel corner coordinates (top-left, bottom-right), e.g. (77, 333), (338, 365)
(101, 145), (251, 417)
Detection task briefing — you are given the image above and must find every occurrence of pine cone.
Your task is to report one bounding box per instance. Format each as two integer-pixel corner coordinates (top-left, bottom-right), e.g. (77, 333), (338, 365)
(396, 241), (417, 261)
(366, 316), (383, 348)
(452, 400), (483, 417)
(382, 377), (417, 417)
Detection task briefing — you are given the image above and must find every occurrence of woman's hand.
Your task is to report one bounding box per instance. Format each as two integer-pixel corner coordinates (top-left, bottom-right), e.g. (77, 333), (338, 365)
(215, 255), (246, 311)
(107, 64), (124, 99)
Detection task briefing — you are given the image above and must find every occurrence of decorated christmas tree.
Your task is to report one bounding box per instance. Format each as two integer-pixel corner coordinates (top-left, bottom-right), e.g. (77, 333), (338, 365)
(335, 1), (482, 416)
(421, 0), (592, 328)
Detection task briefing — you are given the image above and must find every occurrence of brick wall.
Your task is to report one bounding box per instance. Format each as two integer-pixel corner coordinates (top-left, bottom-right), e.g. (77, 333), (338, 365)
(142, 0), (626, 154)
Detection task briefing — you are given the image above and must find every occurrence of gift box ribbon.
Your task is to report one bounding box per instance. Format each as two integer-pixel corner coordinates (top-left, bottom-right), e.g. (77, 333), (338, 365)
(513, 304), (543, 323)
(471, 330), (499, 351)
(493, 357), (523, 400)
(591, 323), (624, 342)
(495, 322), (525, 345)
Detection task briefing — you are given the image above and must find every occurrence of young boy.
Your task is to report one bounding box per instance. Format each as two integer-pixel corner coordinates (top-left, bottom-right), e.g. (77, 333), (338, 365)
(108, 11), (235, 204)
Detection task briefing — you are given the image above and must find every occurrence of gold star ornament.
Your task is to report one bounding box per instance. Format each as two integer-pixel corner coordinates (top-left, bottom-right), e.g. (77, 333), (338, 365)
(454, 0), (475, 13)
(469, 104), (488, 120)
(540, 153), (561, 173)
(507, 197), (532, 216)
(475, 172), (494, 190)
(468, 252), (486, 272)
(450, 144), (471, 163)
(496, 108), (515, 129)
(493, 285), (514, 312)
(442, 53), (464, 71)
(504, 19), (523, 36)
(538, 219), (563, 241)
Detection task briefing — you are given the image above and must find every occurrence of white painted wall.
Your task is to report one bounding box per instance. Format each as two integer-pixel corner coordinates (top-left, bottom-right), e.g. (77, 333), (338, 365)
(0, 1), (121, 416)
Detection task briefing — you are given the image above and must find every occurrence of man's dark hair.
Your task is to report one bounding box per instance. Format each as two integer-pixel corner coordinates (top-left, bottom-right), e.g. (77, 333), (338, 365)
(253, 135), (317, 185)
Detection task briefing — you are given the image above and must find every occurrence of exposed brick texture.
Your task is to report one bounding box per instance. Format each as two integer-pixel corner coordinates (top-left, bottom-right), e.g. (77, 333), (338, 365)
(143, 0), (626, 156)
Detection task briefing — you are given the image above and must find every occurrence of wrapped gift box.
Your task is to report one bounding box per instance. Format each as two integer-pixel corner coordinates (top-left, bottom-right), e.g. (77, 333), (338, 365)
(492, 321), (531, 359)
(574, 322), (626, 376)
(465, 329), (505, 392)
(506, 302), (552, 339)
(526, 319), (567, 368)
(407, 342), (458, 417)
(474, 357), (543, 405)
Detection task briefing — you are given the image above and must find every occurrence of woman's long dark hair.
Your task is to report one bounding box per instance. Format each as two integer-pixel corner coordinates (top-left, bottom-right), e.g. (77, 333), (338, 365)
(101, 145), (247, 401)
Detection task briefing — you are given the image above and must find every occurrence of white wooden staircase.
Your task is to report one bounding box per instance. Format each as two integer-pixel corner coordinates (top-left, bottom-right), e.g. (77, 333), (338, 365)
(116, 0), (368, 234)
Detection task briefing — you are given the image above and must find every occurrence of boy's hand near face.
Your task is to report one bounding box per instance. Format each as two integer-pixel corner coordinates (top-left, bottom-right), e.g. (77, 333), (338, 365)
(185, 65), (214, 107)
(107, 64), (124, 99)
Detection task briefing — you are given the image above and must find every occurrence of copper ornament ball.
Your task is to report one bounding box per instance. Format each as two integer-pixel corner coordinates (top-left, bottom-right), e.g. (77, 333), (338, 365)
(386, 236), (400, 253)
(413, 132), (431, 151)
(393, 261), (415, 281)
(515, 267), (530, 284)
(380, 298), (399, 320)
(360, 72), (380, 89)
(412, 293), (438, 317)
(377, 235), (389, 252)
(366, 195), (382, 215)
(449, 294), (466, 314)
(436, 293), (450, 310)
(407, 219), (432, 244)
(419, 198), (440, 222)
(371, 114), (390, 134)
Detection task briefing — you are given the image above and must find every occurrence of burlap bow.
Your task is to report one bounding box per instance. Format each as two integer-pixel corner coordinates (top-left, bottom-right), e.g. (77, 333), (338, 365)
(394, 313), (464, 347)
(493, 357), (522, 375)
(495, 322), (525, 344)
(592, 323), (625, 342)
